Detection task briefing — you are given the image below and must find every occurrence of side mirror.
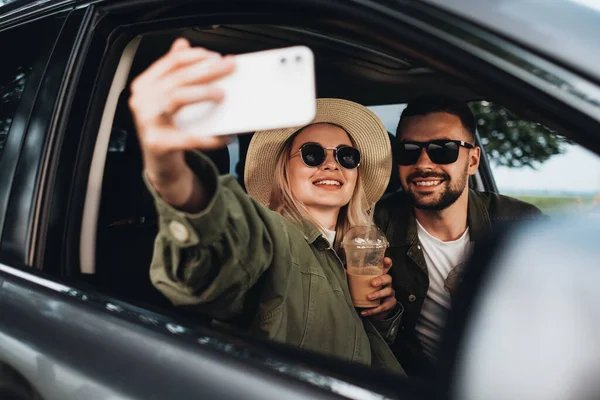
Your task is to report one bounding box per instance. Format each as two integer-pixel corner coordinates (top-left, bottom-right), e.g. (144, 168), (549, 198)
(440, 216), (600, 400)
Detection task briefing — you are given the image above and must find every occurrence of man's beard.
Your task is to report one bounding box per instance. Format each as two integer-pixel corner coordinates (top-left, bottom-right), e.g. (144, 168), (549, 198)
(404, 167), (468, 211)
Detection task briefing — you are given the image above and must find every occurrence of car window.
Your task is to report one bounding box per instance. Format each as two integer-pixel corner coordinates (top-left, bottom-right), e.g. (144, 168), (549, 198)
(368, 104), (406, 135)
(0, 22), (50, 160)
(471, 101), (600, 214)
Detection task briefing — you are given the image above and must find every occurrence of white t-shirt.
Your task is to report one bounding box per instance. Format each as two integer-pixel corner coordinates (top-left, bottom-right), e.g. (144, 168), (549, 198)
(415, 219), (473, 361)
(322, 228), (336, 246)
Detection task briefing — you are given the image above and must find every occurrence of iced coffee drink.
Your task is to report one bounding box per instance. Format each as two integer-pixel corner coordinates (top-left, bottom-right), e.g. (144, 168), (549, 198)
(342, 226), (389, 308)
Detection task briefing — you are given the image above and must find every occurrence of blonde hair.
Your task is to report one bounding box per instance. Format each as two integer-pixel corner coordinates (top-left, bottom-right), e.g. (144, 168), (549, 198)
(268, 124), (371, 252)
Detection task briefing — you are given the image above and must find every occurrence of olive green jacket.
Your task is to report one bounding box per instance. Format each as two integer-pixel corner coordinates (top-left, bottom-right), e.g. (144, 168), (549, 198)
(144, 151), (405, 375)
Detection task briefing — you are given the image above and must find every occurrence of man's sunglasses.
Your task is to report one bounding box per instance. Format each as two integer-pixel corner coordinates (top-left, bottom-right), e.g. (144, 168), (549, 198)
(394, 140), (474, 165)
(292, 142), (361, 170)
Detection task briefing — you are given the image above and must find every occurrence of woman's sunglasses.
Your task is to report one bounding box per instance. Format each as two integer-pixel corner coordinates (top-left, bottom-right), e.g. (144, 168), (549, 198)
(292, 142), (361, 170)
(394, 140), (474, 166)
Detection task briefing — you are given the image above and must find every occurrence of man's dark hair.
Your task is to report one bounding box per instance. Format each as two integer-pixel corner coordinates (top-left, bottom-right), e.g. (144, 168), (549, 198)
(396, 96), (477, 142)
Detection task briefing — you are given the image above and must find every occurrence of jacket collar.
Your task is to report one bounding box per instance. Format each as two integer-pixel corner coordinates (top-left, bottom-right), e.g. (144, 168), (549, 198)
(298, 219), (330, 246)
(467, 189), (492, 243)
(395, 189), (492, 246)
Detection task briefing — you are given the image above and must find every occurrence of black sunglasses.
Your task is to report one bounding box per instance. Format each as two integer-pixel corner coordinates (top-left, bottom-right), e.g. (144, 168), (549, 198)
(292, 142), (361, 170)
(394, 140), (474, 165)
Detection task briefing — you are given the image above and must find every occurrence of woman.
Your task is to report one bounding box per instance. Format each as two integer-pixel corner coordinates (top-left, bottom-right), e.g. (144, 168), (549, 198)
(129, 38), (404, 374)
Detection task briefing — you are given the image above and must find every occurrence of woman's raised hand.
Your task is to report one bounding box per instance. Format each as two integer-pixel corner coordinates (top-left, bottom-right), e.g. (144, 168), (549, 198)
(128, 38), (235, 210)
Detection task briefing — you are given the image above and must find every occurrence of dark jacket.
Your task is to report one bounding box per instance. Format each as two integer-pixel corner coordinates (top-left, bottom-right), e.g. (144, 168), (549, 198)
(146, 151), (405, 374)
(374, 189), (544, 376)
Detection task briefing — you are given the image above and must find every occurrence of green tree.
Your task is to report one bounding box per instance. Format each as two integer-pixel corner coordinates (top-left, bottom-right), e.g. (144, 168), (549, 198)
(470, 101), (571, 169)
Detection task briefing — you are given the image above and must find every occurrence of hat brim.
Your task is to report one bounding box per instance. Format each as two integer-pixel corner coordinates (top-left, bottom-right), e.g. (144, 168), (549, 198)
(244, 98), (392, 207)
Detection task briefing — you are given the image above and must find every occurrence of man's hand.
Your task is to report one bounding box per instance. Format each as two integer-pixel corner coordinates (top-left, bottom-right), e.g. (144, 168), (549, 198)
(361, 257), (396, 319)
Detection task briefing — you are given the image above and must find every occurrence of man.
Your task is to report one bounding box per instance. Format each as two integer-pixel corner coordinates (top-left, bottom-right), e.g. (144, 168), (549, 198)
(375, 96), (544, 376)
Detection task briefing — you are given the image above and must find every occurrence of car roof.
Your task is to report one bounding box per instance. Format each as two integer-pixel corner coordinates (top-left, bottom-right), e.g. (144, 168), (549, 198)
(0, 0), (63, 20)
(421, 0), (600, 85)
(3, 0), (598, 105)
(132, 23), (482, 106)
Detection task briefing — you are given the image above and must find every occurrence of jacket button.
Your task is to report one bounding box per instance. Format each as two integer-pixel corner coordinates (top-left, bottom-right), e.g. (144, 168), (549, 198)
(169, 221), (190, 243)
(408, 294), (417, 302)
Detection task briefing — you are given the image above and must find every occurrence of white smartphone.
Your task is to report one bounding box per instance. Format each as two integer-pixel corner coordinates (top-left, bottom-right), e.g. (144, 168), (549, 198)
(172, 46), (317, 137)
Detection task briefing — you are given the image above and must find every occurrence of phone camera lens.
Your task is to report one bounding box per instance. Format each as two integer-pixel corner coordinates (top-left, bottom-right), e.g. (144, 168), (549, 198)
(280, 57), (287, 64)
(296, 55), (303, 63)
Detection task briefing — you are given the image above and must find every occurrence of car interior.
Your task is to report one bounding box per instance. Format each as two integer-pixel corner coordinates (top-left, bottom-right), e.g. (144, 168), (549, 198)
(85, 22), (492, 352)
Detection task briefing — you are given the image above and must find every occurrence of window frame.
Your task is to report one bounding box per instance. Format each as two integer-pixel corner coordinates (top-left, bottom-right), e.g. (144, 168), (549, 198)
(0, 14), (67, 257)
(49, 0), (600, 282)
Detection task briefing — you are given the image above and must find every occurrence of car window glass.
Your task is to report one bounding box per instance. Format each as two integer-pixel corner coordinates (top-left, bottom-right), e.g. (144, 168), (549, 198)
(0, 22), (50, 160)
(227, 135), (240, 177)
(471, 101), (600, 214)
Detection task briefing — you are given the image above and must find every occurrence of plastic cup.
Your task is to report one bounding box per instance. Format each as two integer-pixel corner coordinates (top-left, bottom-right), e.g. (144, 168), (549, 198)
(342, 225), (389, 308)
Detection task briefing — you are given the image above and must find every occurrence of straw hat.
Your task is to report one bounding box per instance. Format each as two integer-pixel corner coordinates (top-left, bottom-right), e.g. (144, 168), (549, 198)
(244, 98), (392, 207)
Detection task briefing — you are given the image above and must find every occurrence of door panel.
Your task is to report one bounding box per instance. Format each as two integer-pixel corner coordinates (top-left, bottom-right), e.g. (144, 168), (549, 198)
(0, 263), (347, 400)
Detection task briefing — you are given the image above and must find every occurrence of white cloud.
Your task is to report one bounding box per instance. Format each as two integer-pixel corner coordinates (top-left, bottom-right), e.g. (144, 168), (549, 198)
(492, 145), (600, 194)
(570, 0), (600, 12)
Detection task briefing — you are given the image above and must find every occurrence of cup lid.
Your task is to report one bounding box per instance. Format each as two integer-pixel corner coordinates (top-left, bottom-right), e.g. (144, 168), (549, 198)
(342, 225), (389, 248)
